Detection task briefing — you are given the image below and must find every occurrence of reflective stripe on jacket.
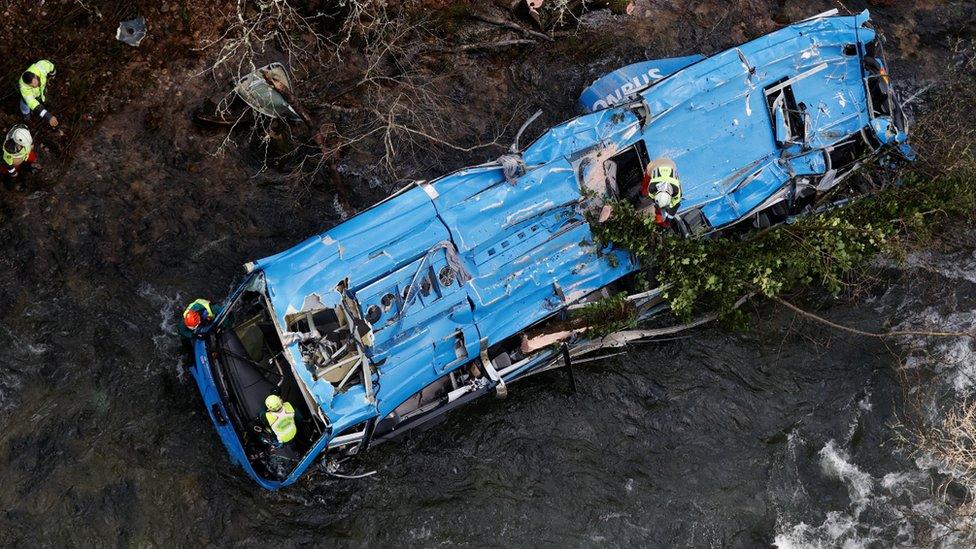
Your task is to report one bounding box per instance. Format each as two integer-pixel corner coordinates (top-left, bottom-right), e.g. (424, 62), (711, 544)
(183, 298), (214, 320)
(641, 163), (681, 202)
(652, 177), (682, 209)
(3, 141), (32, 167)
(265, 402), (297, 443)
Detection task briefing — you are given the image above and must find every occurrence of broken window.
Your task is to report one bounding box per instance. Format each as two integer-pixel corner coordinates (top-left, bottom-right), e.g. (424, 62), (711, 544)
(764, 79), (807, 147)
(438, 266), (455, 287)
(221, 289), (286, 378)
(862, 56), (894, 119)
(285, 285), (375, 395)
(826, 135), (872, 170)
(604, 140), (649, 201)
(209, 276), (326, 476)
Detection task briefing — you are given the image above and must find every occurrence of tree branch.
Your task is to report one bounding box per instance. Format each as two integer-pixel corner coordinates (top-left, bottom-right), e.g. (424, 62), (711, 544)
(773, 296), (976, 340)
(469, 12), (554, 42)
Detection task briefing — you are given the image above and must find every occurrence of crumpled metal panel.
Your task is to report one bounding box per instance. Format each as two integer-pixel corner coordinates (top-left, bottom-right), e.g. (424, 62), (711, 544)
(235, 62), (298, 119)
(522, 108), (643, 166)
(116, 16), (147, 47)
(247, 9), (902, 435)
(632, 11), (878, 225)
(430, 156), (634, 344)
(257, 184), (450, 411)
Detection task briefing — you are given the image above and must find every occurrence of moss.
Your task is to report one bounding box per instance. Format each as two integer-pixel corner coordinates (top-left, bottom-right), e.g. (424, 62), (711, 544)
(433, 1), (475, 34)
(559, 30), (618, 60)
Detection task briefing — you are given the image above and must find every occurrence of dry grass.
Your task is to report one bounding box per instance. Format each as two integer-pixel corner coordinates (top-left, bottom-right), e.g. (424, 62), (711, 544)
(893, 397), (976, 543)
(200, 0), (327, 82)
(908, 38), (976, 179)
(202, 0), (511, 204)
(891, 47), (976, 538)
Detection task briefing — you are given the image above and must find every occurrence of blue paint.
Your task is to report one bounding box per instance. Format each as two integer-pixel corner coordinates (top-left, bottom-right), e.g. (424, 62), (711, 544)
(192, 10), (913, 488)
(579, 55), (706, 112)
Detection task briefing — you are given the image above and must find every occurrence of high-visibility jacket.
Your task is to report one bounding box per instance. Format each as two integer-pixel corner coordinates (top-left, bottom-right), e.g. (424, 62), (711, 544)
(3, 141), (32, 167)
(19, 60), (55, 120)
(265, 402), (297, 443)
(643, 166), (682, 209)
(1, 140), (36, 178)
(183, 298), (214, 324)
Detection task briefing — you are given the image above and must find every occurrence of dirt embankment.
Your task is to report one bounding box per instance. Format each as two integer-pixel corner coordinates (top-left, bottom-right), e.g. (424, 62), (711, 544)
(0, 0), (968, 328)
(0, 0), (969, 282)
(0, 1), (236, 154)
(0, 0), (970, 323)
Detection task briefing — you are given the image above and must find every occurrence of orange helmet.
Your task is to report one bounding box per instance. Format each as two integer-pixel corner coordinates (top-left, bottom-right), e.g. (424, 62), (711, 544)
(184, 309), (202, 330)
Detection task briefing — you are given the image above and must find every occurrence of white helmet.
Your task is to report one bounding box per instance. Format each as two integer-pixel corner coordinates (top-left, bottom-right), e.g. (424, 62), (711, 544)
(9, 126), (32, 149)
(655, 190), (672, 209)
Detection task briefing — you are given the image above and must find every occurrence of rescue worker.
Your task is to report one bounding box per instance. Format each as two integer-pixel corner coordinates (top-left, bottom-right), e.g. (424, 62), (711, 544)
(264, 394), (299, 445)
(1, 126), (38, 180)
(19, 60), (59, 127)
(179, 298), (220, 338)
(640, 158), (682, 227)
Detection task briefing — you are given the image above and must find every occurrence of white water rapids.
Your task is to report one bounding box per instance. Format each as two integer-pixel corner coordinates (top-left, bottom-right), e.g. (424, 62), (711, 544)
(774, 245), (976, 548)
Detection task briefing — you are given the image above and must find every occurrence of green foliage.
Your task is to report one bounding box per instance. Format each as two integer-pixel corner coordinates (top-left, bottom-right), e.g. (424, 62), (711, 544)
(592, 173), (976, 321)
(571, 292), (637, 337)
(588, 200), (663, 289)
(656, 213), (889, 320)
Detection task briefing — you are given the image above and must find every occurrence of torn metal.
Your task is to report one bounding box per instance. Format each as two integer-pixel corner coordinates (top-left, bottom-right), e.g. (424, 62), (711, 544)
(116, 16), (147, 47)
(189, 10), (914, 489)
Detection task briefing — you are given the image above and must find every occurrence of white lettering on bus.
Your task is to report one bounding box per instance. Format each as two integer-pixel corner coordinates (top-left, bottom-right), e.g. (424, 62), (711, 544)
(591, 67), (666, 111)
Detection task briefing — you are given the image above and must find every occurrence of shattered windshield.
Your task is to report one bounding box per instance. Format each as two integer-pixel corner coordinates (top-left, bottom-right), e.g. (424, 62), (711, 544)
(284, 283), (375, 395)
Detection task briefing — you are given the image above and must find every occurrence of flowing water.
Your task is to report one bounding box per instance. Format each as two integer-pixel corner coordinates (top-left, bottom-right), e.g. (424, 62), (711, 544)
(2, 225), (974, 545)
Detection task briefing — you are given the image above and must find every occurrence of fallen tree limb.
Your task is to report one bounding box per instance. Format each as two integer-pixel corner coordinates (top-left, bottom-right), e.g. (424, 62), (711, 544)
(261, 70), (355, 217)
(429, 39), (536, 53)
(578, 294), (756, 355)
(773, 296), (976, 340)
(469, 12), (554, 42)
(521, 294), (754, 361)
(319, 102), (361, 115)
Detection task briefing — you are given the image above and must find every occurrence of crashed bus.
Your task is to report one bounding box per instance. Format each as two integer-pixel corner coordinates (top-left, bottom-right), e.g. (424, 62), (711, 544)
(189, 10), (913, 489)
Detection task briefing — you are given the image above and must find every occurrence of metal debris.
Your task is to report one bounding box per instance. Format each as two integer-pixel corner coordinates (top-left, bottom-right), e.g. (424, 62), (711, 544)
(234, 62), (300, 120)
(116, 17), (147, 47)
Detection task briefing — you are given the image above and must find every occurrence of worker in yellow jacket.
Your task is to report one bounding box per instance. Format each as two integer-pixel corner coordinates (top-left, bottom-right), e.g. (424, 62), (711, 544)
(264, 395), (300, 445)
(19, 60), (59, 127)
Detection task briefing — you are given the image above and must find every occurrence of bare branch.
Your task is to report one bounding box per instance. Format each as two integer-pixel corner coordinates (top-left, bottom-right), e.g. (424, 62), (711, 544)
(468, 12), (554, 42)
(773, 296), (976, 340)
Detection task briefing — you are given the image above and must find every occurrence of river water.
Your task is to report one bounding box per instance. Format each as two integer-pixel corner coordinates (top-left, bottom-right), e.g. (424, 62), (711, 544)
(2, 1), (975, 546)
(1, 218), (973, 545)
